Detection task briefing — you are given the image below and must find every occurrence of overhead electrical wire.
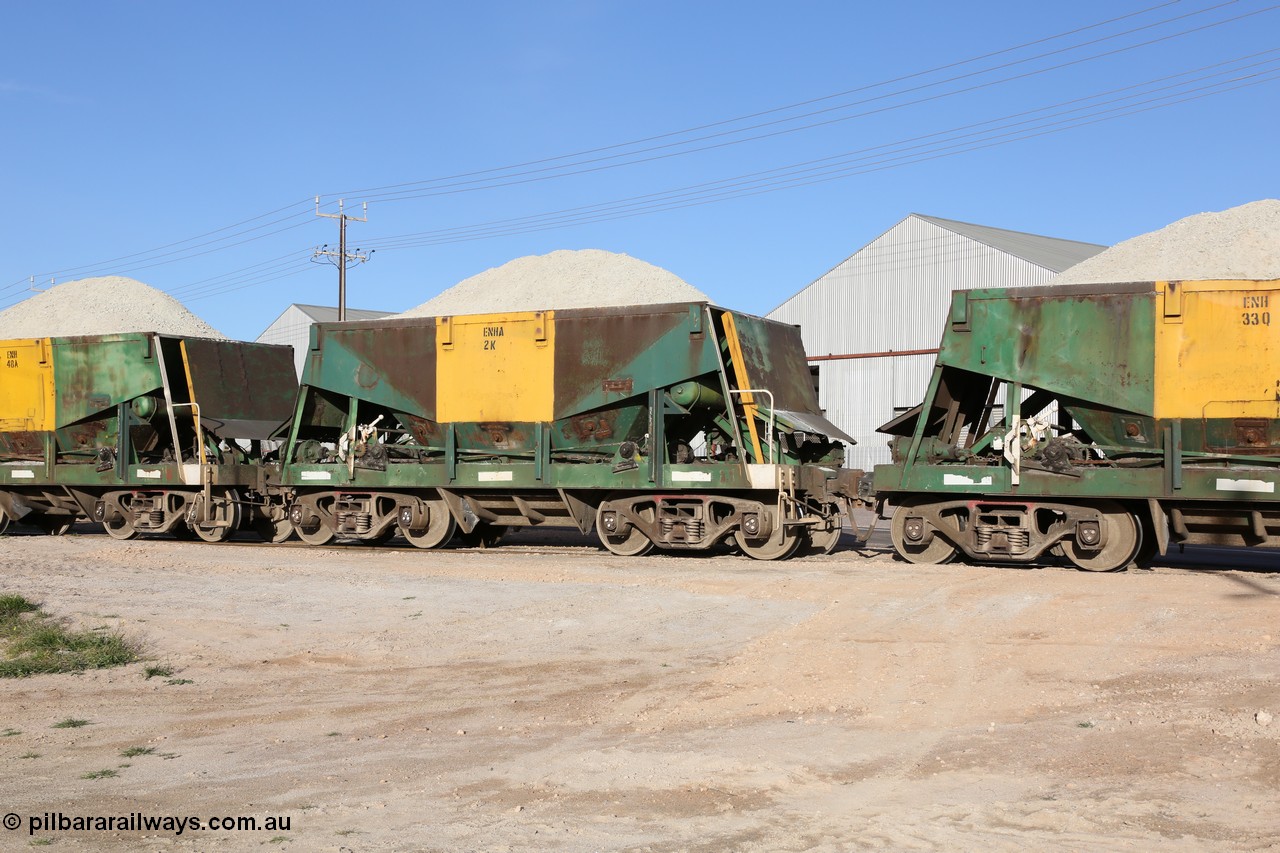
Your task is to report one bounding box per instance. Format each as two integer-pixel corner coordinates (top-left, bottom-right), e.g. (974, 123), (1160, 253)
(161, 62), (1280, 305)
(329, 0), (1271, 204)
(324, 0), (1191, 199)
(1, 1), (1272, 307)
(354, 51), (1280, 249)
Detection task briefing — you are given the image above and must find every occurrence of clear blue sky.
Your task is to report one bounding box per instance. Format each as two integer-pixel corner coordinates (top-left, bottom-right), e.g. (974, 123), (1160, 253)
(2, 1), (1277, 340)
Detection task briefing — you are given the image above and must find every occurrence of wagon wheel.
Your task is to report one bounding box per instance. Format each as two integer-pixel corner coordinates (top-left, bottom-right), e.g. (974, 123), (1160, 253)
(733, 524), (803, 561)
(253, 515), (295, 544)
(1065, 501), (1140, 572)
(102, 514), (140, 541)
(595, 507), (653, 557)
(456, 522), (507, 549)
(295, 518), (337, 546)
(0, 506), (9, 536)
(190, 490), (242, 543)
(889, 498), (958, 564)
(803, 504), (843, 555)
(402, 500), (455, 550)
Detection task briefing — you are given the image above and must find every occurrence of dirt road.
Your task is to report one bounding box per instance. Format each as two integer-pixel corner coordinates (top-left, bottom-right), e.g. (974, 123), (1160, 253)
(1, 528), (1277, 851)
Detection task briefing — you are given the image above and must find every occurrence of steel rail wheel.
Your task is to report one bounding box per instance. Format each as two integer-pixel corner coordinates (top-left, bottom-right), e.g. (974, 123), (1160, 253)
(1065, 500), (1140, 572)
(596, 507), (653, 557)
(734, 525), (803, 561)
(0, 506), (11, 536)
(253, 516), (295, 544)
(890, 498), (958, 564)
(295, 522), (336, 546)
(402, 500), (455, 550)
(103, 515), (140, 541)
(804, 504), (843, 555)
(190, 490), (242, 544)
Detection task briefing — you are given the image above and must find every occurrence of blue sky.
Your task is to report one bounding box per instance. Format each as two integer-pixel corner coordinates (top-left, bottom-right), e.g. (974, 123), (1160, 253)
(2, 1), (1277, 340)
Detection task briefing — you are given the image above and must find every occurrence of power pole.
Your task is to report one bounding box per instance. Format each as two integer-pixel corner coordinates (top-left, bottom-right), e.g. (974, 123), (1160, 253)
(312, 197), (372, 321)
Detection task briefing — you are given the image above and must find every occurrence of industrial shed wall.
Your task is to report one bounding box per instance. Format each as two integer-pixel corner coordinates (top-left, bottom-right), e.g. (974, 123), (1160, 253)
(257, 304), (391, 377)
(257, 305), (314, 378)
(769, 215), (1071, 472)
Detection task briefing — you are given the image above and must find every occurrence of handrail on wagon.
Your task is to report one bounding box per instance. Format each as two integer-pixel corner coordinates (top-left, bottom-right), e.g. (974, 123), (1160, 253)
(730, 388), (776, 463)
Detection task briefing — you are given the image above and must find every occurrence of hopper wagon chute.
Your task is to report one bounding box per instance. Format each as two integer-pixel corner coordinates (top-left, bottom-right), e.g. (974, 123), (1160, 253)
(280, 301), (865, 559)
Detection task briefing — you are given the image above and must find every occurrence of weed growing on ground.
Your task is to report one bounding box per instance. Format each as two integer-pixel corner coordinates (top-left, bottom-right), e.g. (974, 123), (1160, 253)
(80, 769), (118, 779)
(120, 746), (155, 757)
(143, 664), (174, 680)
(52, 718), (90, 729)
(0, 594), (137, 677)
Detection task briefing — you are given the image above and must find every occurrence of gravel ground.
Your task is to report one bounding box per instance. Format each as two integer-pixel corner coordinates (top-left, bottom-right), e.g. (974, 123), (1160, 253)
(399, 249), (709, 317)
(0, 528), (1277, 852)
(0, 277), (225, 340)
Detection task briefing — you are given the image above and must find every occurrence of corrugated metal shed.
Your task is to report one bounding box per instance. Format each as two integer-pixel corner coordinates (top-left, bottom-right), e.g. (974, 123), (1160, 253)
(257, 303), (391, 377)
(767, 214), (1106, 471)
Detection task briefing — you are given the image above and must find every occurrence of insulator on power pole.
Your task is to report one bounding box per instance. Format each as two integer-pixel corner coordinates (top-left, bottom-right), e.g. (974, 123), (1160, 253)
(313, 198), (371, 321)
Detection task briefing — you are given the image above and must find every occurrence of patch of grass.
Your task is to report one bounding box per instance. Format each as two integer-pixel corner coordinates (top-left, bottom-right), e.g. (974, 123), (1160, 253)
(20, 752), (40, 759)
(52, 718), (90, 729)
(1, 727), (21, 736)
(121, 746), (155, 757)
(81, 768), (118, 779)
(30, 839), (53, 847)
(325, 731), (341, 737)
(143, 664), (174, 680)
(1077, 721), (1095, 729)
(166, 678), (193, 686)
(0, 594), (39, 619)
(268, 837), (289, 844)
(0, 595), (138, 678)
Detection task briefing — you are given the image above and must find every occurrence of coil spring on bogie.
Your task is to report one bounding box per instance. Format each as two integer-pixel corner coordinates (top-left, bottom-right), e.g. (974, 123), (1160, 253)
(975, 525), (1030, 554)
(147, 509), (164, 527)
(659, 518), (704, 542)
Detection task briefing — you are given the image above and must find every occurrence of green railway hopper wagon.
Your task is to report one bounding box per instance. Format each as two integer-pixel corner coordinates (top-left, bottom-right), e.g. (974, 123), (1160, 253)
(280, 302), (865, 559)
(0, 333), (297, 541)
(875, 279), (1280, 571)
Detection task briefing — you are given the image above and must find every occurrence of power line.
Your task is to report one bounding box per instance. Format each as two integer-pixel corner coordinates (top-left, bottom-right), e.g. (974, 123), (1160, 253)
(108, 48), (1280, 307)
(5, 2), (1238, 292)
(351, 53), (1280, 250)
(4, 2), (1272, 306)
(329, 1), (1268, 205)
(324, 0), (1193, 200)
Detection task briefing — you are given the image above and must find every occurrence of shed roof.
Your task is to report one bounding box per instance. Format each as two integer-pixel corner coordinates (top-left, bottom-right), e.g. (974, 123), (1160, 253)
(291, 303), (392, 322)
(913, 214), (1105, 273)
